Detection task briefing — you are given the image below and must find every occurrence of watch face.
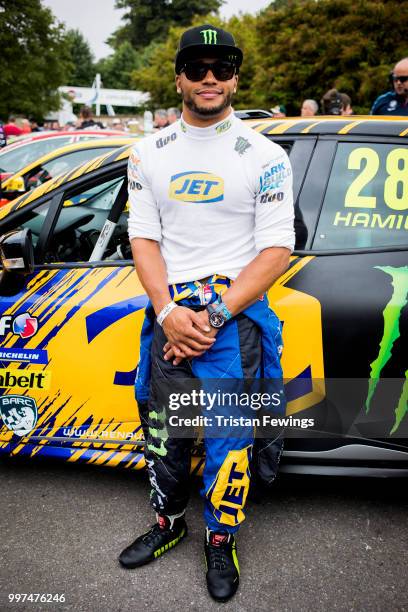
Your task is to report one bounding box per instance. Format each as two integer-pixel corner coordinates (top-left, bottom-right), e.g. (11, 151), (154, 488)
(209, 311), (225, 328)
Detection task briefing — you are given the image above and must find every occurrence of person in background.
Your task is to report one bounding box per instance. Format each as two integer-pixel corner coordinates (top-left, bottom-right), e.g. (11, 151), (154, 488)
(29, 118), (42, 132)
(76, 106), (104, 130)
(301, 99), (318, 117)
(4, 116), (23, 137)
(270, 104), (286, 118)
(21, 118), (31, 134)
(321, 89), (344, 115)
(154, 109), (169, 129)
(112, 118), (126, 131)
(167, 107), (181, 124)
(339, 93), (353, 116)
(371, 57), (408, 115)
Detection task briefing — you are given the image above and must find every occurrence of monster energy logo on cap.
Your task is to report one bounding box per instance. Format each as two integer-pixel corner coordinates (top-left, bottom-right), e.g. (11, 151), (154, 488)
(200, 29), (218, 45)
(175, 24), (243, 74)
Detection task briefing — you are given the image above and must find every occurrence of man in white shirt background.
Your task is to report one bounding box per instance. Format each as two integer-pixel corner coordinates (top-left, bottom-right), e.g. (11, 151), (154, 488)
(119, 24), (295, 602)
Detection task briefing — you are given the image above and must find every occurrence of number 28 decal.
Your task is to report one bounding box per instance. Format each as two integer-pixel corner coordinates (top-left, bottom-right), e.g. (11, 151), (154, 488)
(345, 147), (408, 211)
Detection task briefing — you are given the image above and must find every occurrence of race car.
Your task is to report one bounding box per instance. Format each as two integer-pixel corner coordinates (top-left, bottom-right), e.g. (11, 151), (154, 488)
(0, 116), (406, 477)
(0, 137), (137, 205)
(0, 129), (136, 183)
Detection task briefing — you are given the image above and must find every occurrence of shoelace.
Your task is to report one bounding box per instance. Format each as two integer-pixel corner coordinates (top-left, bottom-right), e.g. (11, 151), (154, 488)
(207, 542), (230, 571)
(142, 523), (168, 546)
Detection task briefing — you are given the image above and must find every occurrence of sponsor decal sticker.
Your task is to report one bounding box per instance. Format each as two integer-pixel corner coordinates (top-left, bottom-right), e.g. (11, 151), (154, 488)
(129, 180), (142, 191)
(169, 171), (224, 203)
(129, 152), (141, 166)
(128, 151), (141, 181)
(216, 120), (232, 135)
(200, 28), (217, 44)
(207, 446), (252, 527)
(156, 132), (177, 149)
(234, 136), (251, 156)
(259, 161), (291, 193)
(0, 369), (51, 390)
(365, 265), (408, 434)
(259, 191), (284, 204)
(0, 394), (38, 436)
(0, 348), (48, 364)
(0, 312), (38, 338)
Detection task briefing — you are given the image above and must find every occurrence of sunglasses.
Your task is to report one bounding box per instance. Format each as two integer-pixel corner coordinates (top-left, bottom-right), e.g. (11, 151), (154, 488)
(181, 60), (236, 82)
(392, 75), (408, 83)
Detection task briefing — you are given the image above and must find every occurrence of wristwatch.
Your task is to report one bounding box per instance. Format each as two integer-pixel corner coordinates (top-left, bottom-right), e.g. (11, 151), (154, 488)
(206, 297), (233, 328)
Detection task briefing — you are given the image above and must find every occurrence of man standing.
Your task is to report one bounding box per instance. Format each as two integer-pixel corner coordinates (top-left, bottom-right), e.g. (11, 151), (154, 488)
(120, 24), (294, 602)
(371, 58), (408, 115)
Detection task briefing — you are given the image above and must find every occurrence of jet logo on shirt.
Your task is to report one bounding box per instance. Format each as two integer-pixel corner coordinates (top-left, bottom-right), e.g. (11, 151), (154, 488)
(169, 171), (224, 203)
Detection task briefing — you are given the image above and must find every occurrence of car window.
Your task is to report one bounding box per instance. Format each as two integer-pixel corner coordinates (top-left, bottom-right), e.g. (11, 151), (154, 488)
(41, 147), (117, 180)
(0, 138), (72, 174)
(313, 142), (408, 249)
(276, 141), (294, 157)
(44, 175), (126, 263)
(17, 201), (53, 249)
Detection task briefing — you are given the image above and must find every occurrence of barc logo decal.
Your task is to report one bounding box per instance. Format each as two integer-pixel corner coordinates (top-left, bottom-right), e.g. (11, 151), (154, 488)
(0, 312), (38, 338)
(0, 395), (38, 436)
(169, 171), (224, 203)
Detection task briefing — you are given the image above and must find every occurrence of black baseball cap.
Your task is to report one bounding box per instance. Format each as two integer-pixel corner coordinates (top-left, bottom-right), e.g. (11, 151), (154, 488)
(175, 24), (243, 74)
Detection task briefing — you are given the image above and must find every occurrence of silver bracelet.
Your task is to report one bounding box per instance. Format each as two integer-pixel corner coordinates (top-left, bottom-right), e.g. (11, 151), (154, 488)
(157, 301), (177, 326)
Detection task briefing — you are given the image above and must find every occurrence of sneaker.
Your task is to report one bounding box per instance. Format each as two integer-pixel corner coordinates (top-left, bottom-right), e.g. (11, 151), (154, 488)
(204, 529), (240, 602)
(119, 514), (187, 568)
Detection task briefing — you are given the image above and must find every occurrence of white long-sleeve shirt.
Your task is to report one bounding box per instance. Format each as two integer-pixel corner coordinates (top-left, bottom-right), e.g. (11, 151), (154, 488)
(128, 111), (295, 284)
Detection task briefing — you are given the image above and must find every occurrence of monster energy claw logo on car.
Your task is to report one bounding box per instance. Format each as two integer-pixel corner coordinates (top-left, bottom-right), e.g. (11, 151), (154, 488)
(0, 395), (38, 436)
(201, 29), (218, 44)
(365, 266), (408, 434)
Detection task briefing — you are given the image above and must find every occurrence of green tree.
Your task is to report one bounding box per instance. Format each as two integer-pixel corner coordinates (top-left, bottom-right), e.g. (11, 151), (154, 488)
(96, 41), (140, 89)
(0, 0), (71, 119)
(254, 0), (408, 114)
(65, 29), (95, 87)
(110, 0), (224, 50)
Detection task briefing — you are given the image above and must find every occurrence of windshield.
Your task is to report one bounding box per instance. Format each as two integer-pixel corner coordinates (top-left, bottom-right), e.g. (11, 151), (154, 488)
(0, 138), (72, 174)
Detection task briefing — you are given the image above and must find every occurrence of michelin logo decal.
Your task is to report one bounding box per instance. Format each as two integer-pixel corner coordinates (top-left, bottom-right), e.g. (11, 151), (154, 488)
(0, 395), (38, 436)
(0, 348), (48, 364)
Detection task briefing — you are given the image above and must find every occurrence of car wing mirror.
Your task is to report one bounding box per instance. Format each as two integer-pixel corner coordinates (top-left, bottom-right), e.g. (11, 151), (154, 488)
(0, 228), (34, 274)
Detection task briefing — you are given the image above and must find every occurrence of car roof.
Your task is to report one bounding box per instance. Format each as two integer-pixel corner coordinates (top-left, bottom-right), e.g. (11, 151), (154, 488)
(5, 130), (129, 149)
(3, 137), (137, 185)
(2, 115), (407, 221)
(246, 115), (408, 137)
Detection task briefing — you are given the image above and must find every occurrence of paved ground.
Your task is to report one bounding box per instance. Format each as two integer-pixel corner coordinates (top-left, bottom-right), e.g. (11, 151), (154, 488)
(1, 457), (407, 612)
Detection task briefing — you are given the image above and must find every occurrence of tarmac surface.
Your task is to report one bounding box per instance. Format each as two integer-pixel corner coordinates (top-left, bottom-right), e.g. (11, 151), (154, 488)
(1, 456), (407, 612)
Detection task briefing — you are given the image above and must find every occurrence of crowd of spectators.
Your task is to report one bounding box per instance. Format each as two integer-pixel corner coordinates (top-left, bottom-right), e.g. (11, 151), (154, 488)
(271, 57), (408, 118)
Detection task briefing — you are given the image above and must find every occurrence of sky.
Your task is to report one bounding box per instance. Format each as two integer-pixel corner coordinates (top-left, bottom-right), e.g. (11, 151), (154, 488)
(42, 0), (272, 60)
